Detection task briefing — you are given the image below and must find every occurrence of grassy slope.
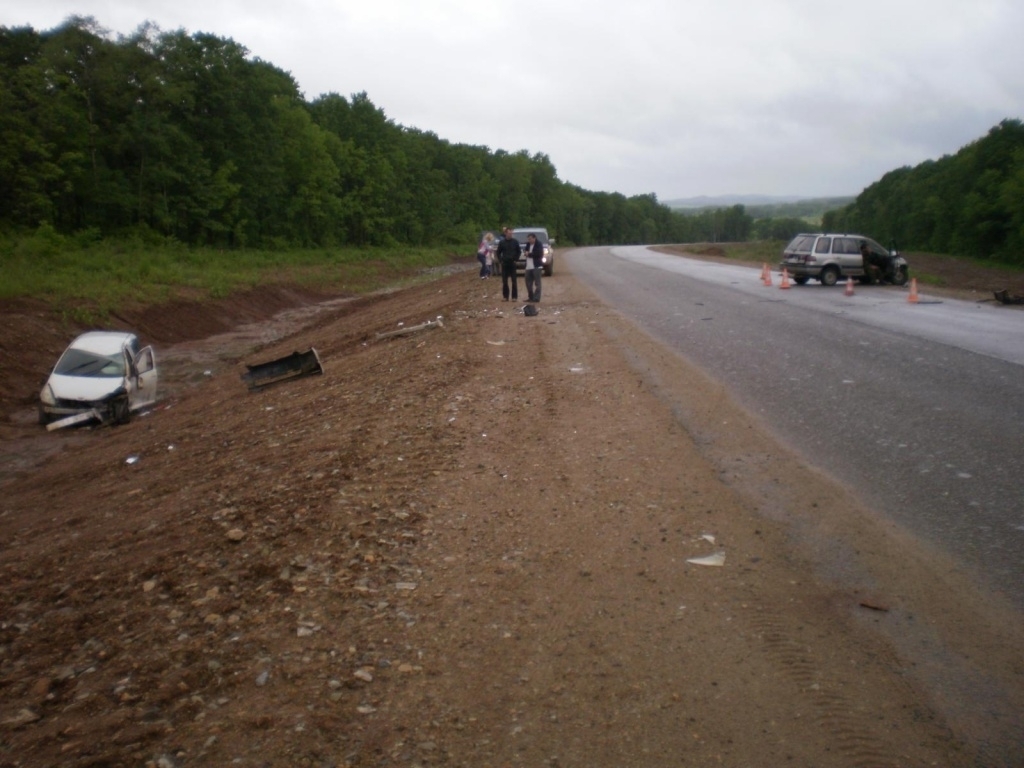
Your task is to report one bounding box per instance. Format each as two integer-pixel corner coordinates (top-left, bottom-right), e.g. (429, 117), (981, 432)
(1, 232), (462, 323)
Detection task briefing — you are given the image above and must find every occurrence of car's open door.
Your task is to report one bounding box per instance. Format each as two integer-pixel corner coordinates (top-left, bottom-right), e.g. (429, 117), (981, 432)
(132, 346), (158, 409)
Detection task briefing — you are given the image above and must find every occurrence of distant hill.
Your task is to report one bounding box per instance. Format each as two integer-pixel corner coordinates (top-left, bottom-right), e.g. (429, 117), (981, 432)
(664, 194), (811, 209)
(665, 195), (856, 222)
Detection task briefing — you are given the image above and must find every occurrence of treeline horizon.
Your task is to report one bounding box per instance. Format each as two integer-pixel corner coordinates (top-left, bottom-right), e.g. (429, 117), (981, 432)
(824, 120), (1024, 264)
(1, 17), (1020, 262)
(0, 18), (734, 250)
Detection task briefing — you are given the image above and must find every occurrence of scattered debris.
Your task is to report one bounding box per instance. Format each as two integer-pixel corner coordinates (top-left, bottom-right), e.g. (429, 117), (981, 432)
(993, 289), (1024, 305)
(858, 599), (890, 612)
(376, 318), (444, 340)
(686, 552), (726, 567)
(241, 348), (323, 391)
(45, 409), (103, 432)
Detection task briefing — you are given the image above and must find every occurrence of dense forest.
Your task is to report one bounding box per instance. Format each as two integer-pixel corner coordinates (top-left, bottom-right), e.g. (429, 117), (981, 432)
(824, 120), (1024, 264)
(1, 18), (1020, 260)
(0, 18), (754, 249)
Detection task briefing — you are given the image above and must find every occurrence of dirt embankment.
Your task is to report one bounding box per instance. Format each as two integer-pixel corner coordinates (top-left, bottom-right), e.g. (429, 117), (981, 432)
(1, 261), (1022, 767)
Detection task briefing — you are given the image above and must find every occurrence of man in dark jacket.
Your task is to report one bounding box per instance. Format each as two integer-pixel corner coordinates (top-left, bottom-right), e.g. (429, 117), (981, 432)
(495, 227), (521, 301)
(525, 233), (543, 302)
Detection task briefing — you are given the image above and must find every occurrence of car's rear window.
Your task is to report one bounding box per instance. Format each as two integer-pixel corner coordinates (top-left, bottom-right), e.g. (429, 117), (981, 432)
(785, 235), (816, 253)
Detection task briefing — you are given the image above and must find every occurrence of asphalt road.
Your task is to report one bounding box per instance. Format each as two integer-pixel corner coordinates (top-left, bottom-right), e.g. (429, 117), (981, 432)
(566, 245), (1024, 609)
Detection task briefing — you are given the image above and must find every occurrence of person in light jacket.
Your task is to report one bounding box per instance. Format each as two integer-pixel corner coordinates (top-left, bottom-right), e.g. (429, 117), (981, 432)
(477, 232), (495, 278)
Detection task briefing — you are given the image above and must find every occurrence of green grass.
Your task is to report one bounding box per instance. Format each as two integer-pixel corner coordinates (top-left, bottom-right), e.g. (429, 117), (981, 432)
(0, 230), (459, 321)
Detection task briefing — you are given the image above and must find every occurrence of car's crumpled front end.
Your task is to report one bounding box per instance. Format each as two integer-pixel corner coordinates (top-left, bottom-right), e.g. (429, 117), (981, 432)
(39, 376), (130, 426)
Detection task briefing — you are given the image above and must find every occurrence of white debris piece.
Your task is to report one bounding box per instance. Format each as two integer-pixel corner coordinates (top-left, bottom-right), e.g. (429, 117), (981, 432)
(686, 551), (726, 567)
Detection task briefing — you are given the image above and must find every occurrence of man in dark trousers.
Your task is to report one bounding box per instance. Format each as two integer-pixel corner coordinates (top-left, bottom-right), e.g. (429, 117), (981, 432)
(495, 227), (521, 301)
(525, 232), (543, 302)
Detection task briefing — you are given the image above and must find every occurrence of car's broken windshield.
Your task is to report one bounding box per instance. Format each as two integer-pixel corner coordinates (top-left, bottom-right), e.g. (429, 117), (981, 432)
(54, 349), (125, 377)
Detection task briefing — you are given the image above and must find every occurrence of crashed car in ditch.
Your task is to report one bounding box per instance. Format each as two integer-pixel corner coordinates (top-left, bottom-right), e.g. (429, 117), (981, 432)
(38, 331), (158, 428)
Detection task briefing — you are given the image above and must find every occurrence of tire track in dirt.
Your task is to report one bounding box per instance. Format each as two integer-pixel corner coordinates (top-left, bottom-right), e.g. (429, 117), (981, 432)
(743, 603), (927, 768)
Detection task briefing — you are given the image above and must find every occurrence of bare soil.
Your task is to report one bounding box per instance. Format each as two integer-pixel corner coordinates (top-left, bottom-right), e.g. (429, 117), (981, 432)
(1, 256), (1022, 767)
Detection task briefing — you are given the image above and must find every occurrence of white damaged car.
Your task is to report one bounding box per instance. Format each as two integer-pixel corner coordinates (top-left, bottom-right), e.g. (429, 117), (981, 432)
(39, 331), (158, 429)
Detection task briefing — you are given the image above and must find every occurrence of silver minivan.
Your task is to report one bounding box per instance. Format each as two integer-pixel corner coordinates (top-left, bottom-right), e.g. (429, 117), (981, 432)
(779, 233), (908, 286)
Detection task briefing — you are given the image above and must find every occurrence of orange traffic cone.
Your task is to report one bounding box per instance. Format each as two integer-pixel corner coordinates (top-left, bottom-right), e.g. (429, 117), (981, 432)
(908, 278), (919, 304)
(844, 277), (855, 297)
(763, 267), (773, 286)
(779, 268), (791, 289)
(760, 263), (768, 283)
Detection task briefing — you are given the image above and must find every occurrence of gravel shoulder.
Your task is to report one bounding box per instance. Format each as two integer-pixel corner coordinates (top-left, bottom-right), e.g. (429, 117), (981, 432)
(1, 260), (1021, 766)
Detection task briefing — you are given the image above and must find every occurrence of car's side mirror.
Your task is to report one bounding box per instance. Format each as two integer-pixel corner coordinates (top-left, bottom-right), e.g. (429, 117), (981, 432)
(549, 239), (556, 246)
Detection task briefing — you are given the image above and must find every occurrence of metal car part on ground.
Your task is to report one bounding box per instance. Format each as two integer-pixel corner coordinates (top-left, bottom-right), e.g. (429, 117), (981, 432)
(241, 348), (324, 390)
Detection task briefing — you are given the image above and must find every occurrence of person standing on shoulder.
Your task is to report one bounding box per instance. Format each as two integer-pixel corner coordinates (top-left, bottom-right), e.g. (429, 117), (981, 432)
(495, 227), (521, 301)
(477, 232), (495, 279)
(525, 233), (543, 302)
(860, 241), (880, 285)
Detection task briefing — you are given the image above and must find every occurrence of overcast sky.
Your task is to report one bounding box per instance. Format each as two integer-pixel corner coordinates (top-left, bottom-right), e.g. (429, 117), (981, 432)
(4, 1), (1023, 201)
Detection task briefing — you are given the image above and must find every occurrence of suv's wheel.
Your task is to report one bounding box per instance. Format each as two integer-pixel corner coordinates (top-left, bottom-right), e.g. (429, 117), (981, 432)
(892, 267), (909, 287)
(820, 266), (840, 287)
